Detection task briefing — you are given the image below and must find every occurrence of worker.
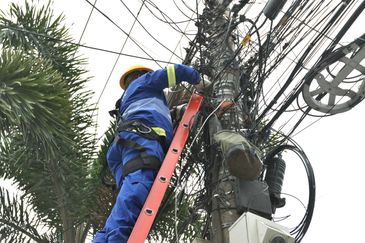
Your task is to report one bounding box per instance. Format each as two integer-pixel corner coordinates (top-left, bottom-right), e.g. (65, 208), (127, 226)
(93, 64), (203, 243)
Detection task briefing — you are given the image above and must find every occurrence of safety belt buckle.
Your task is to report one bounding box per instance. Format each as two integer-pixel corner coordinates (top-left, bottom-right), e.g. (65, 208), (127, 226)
(136, 123), (152, 134)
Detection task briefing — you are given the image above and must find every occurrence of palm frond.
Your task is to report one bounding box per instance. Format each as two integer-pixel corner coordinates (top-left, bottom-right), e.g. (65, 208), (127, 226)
(0, 186), (57, 243)
(0, 48), (71, 156)
(87, 123), (117, 230)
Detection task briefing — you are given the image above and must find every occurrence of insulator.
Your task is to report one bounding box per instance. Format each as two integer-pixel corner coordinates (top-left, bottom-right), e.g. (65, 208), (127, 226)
(263, 0), (288, 20)
(264, 156), (286, 197)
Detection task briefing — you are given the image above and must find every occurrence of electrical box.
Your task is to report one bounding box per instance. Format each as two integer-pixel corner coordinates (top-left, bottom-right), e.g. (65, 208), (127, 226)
(229, 212), (295, 243)
(235, 180), (272, 216)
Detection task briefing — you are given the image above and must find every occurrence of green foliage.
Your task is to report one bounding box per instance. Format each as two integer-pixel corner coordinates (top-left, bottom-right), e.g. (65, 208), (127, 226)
(87, 123), (117, 230)
(0, 186), (57, 243)
(0, 1), (207, 242)
(0, 1), (100, 242)
(0, 49), (71, 155)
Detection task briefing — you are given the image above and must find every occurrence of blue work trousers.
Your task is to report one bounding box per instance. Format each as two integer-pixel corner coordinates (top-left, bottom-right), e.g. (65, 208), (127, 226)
(93, 131), (165, 243)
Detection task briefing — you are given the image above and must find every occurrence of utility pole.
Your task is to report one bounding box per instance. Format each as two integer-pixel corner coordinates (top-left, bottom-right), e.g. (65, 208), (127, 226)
(170, 1), (363, 242)
(198, 1), (246, 242)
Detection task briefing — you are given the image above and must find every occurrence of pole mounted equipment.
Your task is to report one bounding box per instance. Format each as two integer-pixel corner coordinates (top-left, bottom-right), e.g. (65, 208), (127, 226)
(302, 41), (365, 114)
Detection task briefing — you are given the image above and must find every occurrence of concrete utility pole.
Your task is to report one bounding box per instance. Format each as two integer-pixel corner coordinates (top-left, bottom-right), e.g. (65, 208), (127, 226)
(199, 1), (245, 242)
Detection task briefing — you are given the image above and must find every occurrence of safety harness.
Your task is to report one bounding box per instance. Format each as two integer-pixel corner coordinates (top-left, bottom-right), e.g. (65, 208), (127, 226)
(110, 102), (167, 179)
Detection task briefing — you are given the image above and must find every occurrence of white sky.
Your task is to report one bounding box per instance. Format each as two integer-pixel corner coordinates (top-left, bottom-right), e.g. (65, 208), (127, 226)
(1, 0), (364, 242)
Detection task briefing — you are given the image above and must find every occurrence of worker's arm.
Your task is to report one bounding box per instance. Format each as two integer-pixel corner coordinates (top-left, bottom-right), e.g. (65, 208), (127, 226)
(143, 64), (201, 90)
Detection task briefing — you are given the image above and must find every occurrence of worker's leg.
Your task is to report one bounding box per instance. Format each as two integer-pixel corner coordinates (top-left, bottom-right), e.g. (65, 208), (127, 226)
(105, 169), (156, 243)
(92, 229), (107, 243)
(102, 132), (164, 243)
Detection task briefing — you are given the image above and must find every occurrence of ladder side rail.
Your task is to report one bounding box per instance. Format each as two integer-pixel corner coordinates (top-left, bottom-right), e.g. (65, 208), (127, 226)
(128, 93), (204, 243)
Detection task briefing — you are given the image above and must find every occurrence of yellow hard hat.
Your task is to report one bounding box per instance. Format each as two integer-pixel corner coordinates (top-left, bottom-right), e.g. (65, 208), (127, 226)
(119, 65), (153, 89)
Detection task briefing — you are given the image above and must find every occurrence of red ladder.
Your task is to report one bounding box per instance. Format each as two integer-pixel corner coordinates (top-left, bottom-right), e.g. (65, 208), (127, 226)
(128, 93), (204, 243)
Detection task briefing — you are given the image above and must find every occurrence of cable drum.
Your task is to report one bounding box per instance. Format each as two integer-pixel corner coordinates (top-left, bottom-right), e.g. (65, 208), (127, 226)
(302, 40), (365, 114)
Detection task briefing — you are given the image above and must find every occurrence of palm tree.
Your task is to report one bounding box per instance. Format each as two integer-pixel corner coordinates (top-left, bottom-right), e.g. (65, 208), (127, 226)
(0, 2), (201, 242)
(0, 2), (108, 242)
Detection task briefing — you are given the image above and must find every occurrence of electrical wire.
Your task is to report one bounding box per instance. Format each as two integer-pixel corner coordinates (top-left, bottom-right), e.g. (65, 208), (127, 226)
(119, 0), (183, 61)
(0, 24), (174, 65)
(188, 99), (226, 150)
(291, 79), (365, 138)
(173, 0), (194, 21)
(254, 0), (341, 95)
(144, 0), (197, 24)
(257, 2), (353, 129)
(264, 140), (315, 242)
(180, 0), (198, 15)
(265, 34), (365, 137)
(142, 0), (196, 38)
(77, 0), (98, 45)
(168, 0), (200, 64)
(92, 0), (146, 120)
(83, 0), (161, 67)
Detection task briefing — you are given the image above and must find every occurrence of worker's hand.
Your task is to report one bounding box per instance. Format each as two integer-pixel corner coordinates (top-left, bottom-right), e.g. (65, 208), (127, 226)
(194, 79), (212, 94)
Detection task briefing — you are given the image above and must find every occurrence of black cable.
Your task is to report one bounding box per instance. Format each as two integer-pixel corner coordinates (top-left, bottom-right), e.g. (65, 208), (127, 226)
(257, 1), (353, 127)
(180, 0), (198, 15)
(262, 20), (273, 76)
(77, 0), (97, 45)
(259, 0), (338, 84)
(173, 0), (195, 21)
(143, 0), (197, 24)
(142, 0), (196, 38)
(168, 11), (199, 64)
(251, 20), (273, 121)
(230, 18), (263, 101)
(291, 68), (365, 138)
(83, 0), (161, 67)
(278, 8), (342, 50)
(0, 24), (174, 65)
(265, 141), (315, 243)
(119, 0), (183, 61)
(250, 17), (267, 36)
(92, 0), (147, 120)
(262, 32), (363, 134)
(320, 0), (365, 60)
(253, 39), (315, 115)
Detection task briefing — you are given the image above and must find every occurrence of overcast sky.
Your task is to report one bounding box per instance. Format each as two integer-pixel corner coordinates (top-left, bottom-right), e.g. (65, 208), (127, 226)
(1, 0), (364, 242)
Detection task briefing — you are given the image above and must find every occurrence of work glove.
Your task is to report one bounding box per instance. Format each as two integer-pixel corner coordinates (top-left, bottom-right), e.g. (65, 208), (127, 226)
(194, 79), (212, 93)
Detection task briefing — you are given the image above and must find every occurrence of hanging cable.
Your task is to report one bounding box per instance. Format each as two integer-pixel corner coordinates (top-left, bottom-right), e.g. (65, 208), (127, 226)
(257, 1), (353, 127)
(119, 0), (183, 61)
(142, 0), (196, 38)
(264, 138), (315, 243)
(91, 0), (147, 120)
(77, 0), (98, 45)
(83, 0), (161, 67)
(0, 24), (173, 65)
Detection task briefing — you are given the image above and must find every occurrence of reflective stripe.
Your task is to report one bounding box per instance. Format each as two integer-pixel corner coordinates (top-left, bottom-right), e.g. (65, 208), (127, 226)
(167, 65), (176, 88)
(152, 127), (166, 137)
